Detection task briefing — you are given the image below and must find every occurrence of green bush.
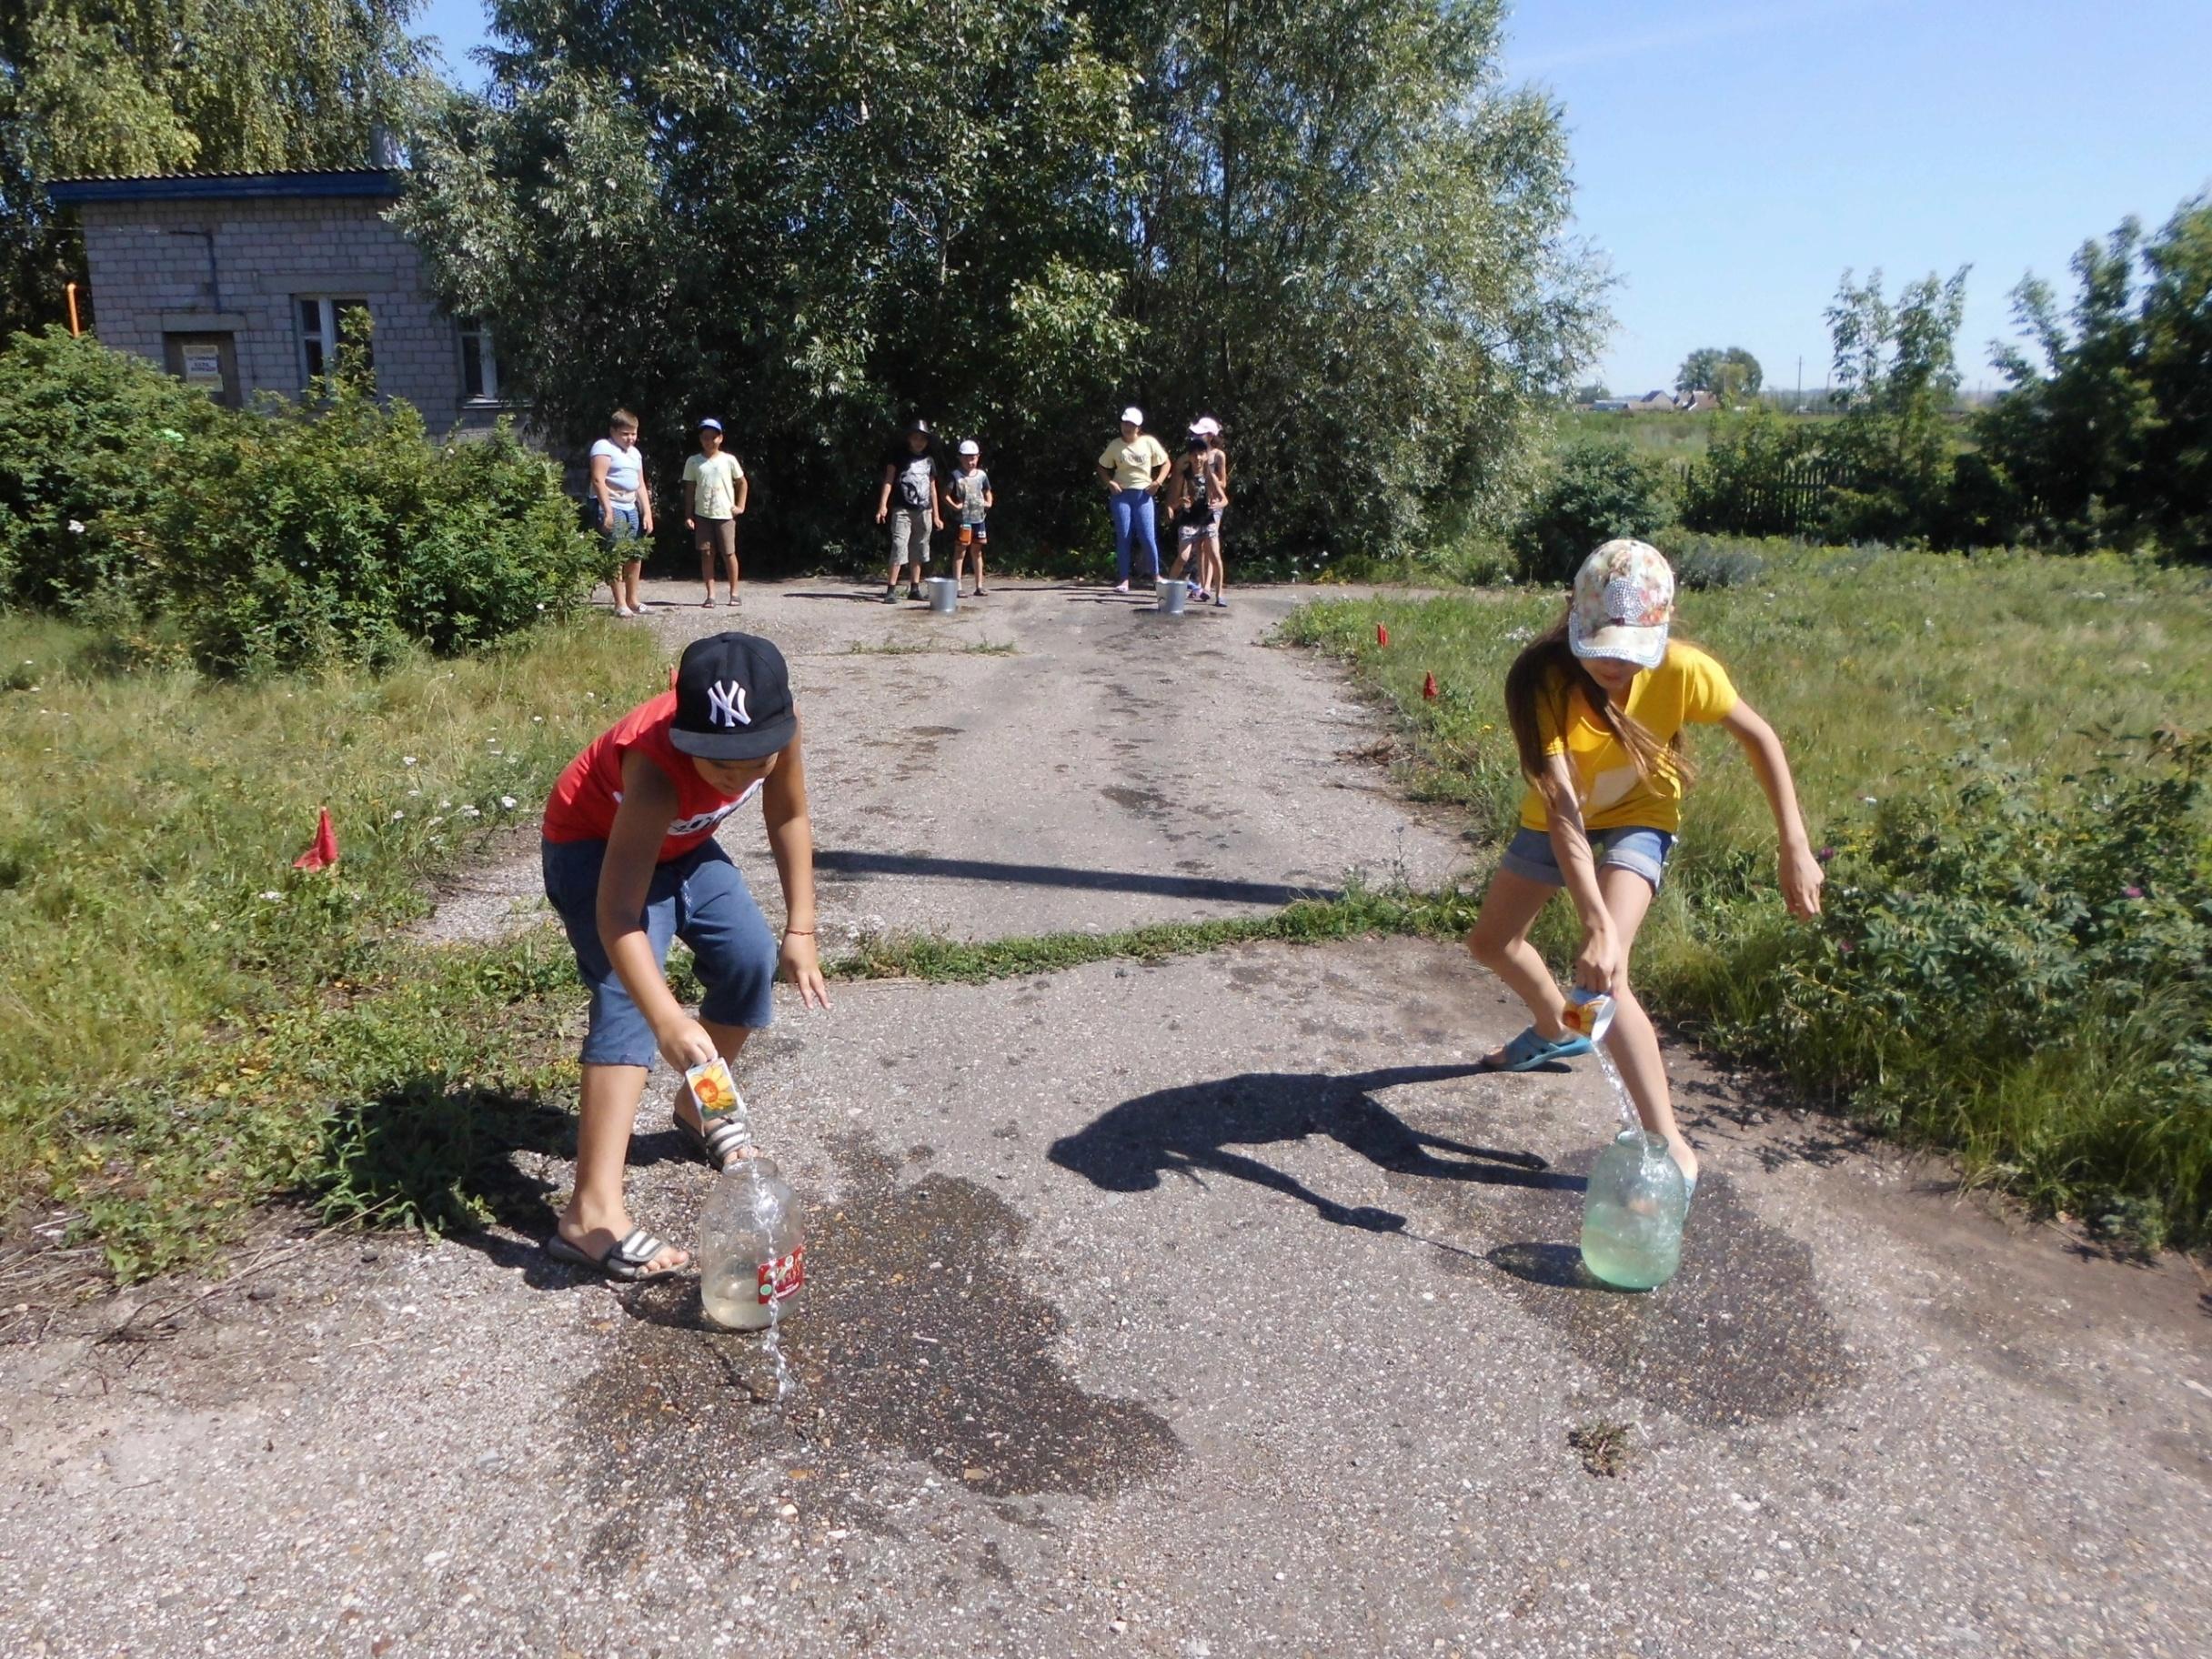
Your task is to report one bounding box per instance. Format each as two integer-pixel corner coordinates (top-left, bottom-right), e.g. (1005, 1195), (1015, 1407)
(1678, 405), (1823, 538)
(2, 328), (601, 676)
(134, 365), (600, 676)
(0, 326), (234, 608)
(1512, 438), (1669, 584)
(1721, 737), (2212, 1248)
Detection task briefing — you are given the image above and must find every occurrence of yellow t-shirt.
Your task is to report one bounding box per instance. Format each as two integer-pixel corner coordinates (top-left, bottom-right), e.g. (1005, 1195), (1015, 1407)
(1098, 434), (1170, 492)
(1516, 642), (1739, 834)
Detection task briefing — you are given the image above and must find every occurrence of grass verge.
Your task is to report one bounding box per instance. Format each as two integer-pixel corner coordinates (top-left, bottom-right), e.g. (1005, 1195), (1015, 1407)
(827, 883), (1477, 983)
(0, 614), (669, 1274)
(1282, 543), (2212, 1251)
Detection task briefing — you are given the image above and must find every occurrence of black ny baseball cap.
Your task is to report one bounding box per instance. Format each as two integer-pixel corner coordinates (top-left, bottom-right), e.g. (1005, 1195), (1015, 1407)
(669, 632), (797, 760)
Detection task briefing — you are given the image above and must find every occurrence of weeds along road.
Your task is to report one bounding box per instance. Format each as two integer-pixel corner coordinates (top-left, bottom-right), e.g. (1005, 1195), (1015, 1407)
(5, 579), (2208, 1659)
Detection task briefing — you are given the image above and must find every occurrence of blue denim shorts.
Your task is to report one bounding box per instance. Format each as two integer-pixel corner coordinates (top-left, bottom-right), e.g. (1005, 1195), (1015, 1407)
(1499, 825), (1676, 894)
(542, 838), (778, 1067)
(601, 503), (641, 546)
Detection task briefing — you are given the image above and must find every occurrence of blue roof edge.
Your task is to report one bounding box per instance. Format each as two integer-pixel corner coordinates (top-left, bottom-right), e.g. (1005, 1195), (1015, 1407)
(48, 169), (399, 205)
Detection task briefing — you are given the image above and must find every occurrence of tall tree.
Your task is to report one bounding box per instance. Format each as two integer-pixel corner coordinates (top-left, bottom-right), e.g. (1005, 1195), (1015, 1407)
(1676, 345), (1761, 401)
(1824, 266), (1967, 541)
(402, 0), (1604, 566)
(397, 0), (1140, 555)
(1104, 0), (1604, 558)
(1975, 220), (2154, 548)
(2137, 194), (2212, 559)
(1, 1), (426, 333)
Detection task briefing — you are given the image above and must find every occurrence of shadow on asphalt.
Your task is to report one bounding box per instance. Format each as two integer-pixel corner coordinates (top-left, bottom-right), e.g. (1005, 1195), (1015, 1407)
(1049, 1064), (1577, 1236)
(816, 849), (1336, 906)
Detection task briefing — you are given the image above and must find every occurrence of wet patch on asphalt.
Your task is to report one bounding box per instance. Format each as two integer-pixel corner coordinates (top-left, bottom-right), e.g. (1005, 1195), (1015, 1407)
(800, 1134), (1179, 1499)
(1100, 784), (1173, 819)
(568, 1133), (1179, 1558)
(1467, 1153), (1858, 1427)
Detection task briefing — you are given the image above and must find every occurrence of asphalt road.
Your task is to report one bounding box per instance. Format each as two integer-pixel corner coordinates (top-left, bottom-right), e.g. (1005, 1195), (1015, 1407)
(414, 578), (1469, 949)
(5, 581), (2208, 1659)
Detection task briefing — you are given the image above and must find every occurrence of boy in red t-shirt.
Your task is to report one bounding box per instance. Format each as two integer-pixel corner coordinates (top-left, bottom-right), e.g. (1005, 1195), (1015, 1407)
(540, 632), (830, 1281)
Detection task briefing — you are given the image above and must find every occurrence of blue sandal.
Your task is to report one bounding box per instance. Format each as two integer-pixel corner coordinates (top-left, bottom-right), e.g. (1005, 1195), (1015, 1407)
(1480, 1025), (1594, 1073)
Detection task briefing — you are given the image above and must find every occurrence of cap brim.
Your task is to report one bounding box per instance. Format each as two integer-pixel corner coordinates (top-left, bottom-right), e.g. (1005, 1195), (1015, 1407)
(669, 711), (797, 761)
(1570, 618), (1669, 669)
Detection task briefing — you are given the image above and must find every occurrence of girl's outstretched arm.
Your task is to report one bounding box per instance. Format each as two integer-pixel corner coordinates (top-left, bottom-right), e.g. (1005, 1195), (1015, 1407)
(1720, 699), (1824, 918)
(1537, 756), (1623, 993)
(762, 721), (831, 1010)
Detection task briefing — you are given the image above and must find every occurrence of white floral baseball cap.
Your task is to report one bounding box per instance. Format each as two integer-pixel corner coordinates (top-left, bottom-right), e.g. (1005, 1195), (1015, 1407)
(1568, 539), (1674, 669)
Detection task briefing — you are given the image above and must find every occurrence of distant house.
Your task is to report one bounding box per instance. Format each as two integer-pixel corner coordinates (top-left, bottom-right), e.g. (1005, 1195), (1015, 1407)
(46, 168), (505, 430)
(1677, 389), (1721, 414)
(1624, 389), (1677, 414)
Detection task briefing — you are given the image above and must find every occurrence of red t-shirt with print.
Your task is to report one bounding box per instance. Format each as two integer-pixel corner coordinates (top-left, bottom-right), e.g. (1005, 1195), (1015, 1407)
(542, 692), (761, 862)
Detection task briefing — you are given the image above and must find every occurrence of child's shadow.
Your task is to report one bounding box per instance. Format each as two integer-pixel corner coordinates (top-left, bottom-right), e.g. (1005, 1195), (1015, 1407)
(1048, 1064), (1577, 1232)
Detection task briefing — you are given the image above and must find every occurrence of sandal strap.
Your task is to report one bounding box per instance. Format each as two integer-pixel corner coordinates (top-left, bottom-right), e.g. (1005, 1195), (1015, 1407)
(1499, 1026), (1553, 1066)
(699, 1114), (750, 1166)
(604, 1227), (669, 1280)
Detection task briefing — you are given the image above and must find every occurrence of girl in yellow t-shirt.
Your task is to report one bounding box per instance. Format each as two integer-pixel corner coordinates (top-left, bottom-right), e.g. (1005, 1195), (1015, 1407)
(1464, 540), (1825, 1198)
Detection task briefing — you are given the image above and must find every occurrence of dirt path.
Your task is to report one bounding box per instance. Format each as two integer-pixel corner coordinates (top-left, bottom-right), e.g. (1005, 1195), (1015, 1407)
(5, 582), (2208, 1659)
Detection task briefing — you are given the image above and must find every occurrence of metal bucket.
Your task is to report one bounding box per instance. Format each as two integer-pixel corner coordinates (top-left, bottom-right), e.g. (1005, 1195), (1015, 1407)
(925, 577), (959, 615)
(1155, 578), (1188, 616)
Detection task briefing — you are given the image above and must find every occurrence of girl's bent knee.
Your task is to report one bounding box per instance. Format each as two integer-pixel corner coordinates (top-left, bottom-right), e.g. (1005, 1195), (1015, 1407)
(1464, 926), (1511, 970)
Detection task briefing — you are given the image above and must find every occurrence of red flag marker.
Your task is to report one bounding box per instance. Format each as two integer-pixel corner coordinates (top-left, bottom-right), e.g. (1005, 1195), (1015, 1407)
(1376, 624), (1389, 648)
(1422, 671), (1439, 700)
(293, 807), (340, 871)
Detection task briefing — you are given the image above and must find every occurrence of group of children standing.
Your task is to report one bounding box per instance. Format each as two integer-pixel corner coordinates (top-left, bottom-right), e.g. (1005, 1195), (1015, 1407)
(873, 419), (995, 600)
(1093, 405), (1232, 606)
(588, 410), (749, 612)
(588, 405), (1232, 610)
(536, 528), (1821, 1282)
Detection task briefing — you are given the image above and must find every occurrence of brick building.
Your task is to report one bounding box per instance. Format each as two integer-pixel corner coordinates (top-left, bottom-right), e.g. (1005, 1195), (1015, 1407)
(47, 168), (504, 430)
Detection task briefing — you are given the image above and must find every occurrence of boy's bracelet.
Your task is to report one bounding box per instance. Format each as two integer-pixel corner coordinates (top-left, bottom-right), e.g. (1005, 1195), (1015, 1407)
(784, 926), (816, 936)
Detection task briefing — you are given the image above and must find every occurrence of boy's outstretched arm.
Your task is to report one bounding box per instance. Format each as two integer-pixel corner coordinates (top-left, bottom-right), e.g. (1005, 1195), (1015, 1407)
(1719, 700), (1823, 918)
(762, 724), (831, 1010)
(597, 752), (719, 1069)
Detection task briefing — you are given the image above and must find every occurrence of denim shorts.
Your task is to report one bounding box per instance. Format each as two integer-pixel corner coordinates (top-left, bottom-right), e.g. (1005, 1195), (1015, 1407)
(542, 838), (779, 1067)
(601, 503), (641, 546)
(1500, 825), (1675, 893)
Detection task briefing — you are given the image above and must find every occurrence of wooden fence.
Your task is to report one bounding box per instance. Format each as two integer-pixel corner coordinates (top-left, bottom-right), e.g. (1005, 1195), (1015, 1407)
(1674, 456), (1858, 538)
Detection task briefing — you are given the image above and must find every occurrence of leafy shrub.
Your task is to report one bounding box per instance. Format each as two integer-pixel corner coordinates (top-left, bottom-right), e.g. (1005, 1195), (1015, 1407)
(1512, 438), (1669, 584)
(2, 329), (599, 676)
(0, 326), (234, 607)
(1740, 736), (2212, 1247)
(1678, 404), (1824, 538)
(130, 364), (601, 676)
(1669, 534), (1768, 590)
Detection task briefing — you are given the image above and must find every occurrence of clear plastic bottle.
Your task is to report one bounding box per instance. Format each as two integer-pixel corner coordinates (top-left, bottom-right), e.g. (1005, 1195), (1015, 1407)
(1580, 1128), (1687, 1290)
(697, 1155), (806, 1331)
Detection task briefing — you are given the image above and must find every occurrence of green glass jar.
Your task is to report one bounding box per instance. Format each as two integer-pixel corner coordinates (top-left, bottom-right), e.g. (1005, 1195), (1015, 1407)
(1580, 1129), (1687, 1290)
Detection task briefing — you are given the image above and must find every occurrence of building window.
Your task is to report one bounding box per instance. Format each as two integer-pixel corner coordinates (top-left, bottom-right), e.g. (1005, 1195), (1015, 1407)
(458, 317), (500, 401)
(297, 297), (371, 385)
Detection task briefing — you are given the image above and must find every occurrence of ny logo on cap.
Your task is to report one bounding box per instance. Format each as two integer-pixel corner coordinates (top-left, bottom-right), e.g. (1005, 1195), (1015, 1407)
(707, 679), (750, 728)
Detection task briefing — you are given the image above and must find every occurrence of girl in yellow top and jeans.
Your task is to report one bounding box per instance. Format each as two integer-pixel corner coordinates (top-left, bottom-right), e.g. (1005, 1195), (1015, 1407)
(1464, 540), (1825, 1198)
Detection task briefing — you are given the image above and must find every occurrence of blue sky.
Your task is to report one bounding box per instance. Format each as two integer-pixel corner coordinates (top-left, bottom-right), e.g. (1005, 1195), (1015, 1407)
(416, 0), (2212, 397)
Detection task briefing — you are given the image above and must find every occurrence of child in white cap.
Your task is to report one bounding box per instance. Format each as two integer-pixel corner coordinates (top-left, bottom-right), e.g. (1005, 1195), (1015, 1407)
(945, 439), (994, 596)
(1463, 539), (1825, 1201)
